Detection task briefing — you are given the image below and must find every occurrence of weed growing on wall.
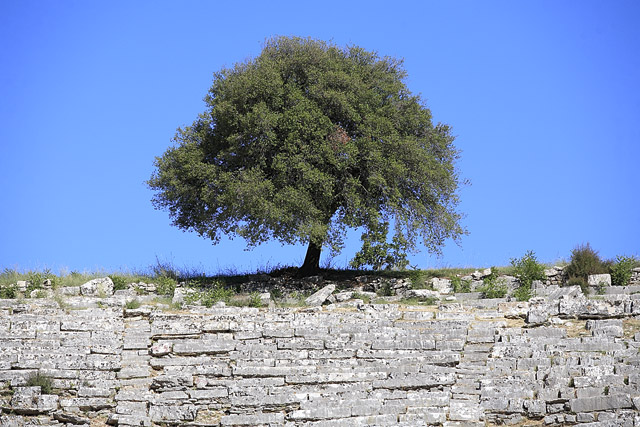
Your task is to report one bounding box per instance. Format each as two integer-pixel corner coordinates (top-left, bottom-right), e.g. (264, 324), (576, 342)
(478, 267), (507, 299)
(451, 276), (471, 293)
(25, 373), (54, 395)
(564, 243), (609, 292)
(610, 255), (638, 287)
(510, 250), (546, 301)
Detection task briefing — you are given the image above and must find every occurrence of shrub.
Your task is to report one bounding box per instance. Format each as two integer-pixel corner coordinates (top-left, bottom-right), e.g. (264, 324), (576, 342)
(351, 292), (371, 304)
(513, 284), (533, 302)
(511, 250), (546, 287)
(510, 250), (546, 302)
(269, 287), (283, 300)
(125, 299), (141, 309)
(154, 276), (177, 296)
(483, 267), (500, 285)
(109, 275), (128, 291)
(0, 284), (17, 299)
(564, 243), (608, 284)
(478, 268), (507, 299)
(26, 373), (53, 394)
(610, 255), (637, 287)
(478, 281), (508, 299)
(186, 284), (235, 307)
(451, 276), (471, 293)
(376, 281), (394, 297)
(566, 276), (589, 295)
(247, 292), (263, 307)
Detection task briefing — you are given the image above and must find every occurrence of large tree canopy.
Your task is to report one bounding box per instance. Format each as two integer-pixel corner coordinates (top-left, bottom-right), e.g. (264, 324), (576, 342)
(149, 36), (466, 275)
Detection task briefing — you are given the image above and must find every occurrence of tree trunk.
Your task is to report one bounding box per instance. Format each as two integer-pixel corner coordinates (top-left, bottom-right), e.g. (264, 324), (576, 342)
(298, 240), (322, 277)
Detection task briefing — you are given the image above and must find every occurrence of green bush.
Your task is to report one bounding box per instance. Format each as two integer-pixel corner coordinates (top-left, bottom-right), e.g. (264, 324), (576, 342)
(510, 250), (546, 301)
(109, 275), (128, 291)
(0, 284), (17, 299)
(186, 284), (235, 307)
(26, 373), (53, 394)
(269, 287), (283, 300)
(610, 255), (637, 287)
(376, 281), (394, 297)
(125, 299), (141, 309)
(478, 268), (507, 299)
(511, 250), (546, 287)
(451, 276), (471, 293)
(154, 276), (177, 296)
(564, 243), (608, 285)
(513, 284), (533, 302)
(247, 292), (263, 307)
(478, 281), (508, 299)
(566, 276), (589, 295)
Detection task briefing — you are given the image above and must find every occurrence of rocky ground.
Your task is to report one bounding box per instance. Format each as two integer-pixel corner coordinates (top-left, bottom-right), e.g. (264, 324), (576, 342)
(1, 268), (640, 426)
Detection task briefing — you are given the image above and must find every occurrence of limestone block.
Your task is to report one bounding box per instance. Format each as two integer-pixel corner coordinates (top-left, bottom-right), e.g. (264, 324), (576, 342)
(149, 404), (197, 422)
(77, 386), (111, 397)
(588, 273), (611, 287)
(431, 277), (452, 294)
(10, 387), (59, 415)
(220, 412), (285, 425)
(115, 400), (148, 415)
(449, 399), (482, 421)
(172, 339), (236, 355)
(150, 341), (172, 356)
(305, 284), (336, 306)
(59, 286), (80, 296)
(585, 319), (623, 337)
(59, 397), (114, 411)
(373, 372), (455, 390)
(52, 411), (91, 424)
(80, 277), (114, 297)
(569, 394), (632, 412)
(288, 406), (352, 420)
(151, 374), (193, 390)
(108, 414), (152, 426)
(187, 388), (228, 399)
(405, 289), (440, 299)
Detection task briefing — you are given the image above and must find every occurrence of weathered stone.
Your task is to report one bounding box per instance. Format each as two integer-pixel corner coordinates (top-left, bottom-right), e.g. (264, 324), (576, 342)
(10, 387), (58, 415)
(588, 273), (611, 287)
(80, 277), (114, 296)
(570, 394), (633, 412)
(220, 412), (285, 425)
(431, 278), (452, 294)
(305, 284), (336, 306)
(149, 404), (197, 422)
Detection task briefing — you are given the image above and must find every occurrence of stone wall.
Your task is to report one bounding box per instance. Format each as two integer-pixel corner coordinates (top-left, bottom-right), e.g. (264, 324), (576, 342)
(1, 286), (640, 426)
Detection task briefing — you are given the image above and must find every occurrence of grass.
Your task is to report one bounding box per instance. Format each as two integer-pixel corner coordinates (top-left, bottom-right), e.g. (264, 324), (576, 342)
(398, 296), (439, 306)
(125, 299), (142, 310)
(623, 318), (640, 339)
(25, 373), (54, 394)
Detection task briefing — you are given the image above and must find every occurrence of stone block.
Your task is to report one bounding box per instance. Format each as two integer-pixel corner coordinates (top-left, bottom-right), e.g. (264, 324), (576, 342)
(80, 277), (114, 296)
(570, 394), (632, 412)
(10, 387), (59, 415)
(172, 339), (236, 355)
(305, 284), (336, 306)
(449, 399), (481, 421)
(149, 404), (197, 422)
(588, 274), (611, 287)
(220, 412), (285, 425)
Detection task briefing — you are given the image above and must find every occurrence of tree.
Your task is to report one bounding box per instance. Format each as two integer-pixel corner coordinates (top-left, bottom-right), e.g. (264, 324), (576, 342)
(148, 36), (466, 276)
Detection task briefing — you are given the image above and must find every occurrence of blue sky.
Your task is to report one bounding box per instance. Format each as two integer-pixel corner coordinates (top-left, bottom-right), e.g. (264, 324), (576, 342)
(1, 1), (639, 274)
